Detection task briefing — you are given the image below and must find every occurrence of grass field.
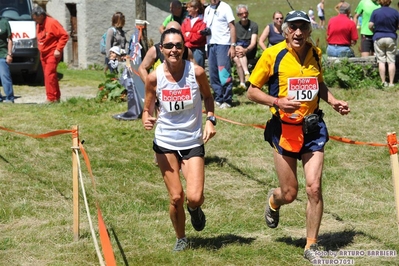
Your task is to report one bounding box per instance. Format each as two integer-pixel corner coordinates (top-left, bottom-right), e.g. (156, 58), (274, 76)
(1, 1), (399, 265)
(1, 61), (399, 265)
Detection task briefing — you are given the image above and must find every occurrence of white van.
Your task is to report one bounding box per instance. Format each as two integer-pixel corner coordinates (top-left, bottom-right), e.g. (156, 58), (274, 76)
(0, 0), (41, 83)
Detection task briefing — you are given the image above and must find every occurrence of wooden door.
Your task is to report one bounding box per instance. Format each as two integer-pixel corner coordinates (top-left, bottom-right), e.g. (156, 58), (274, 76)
(66, 4), (78, 66)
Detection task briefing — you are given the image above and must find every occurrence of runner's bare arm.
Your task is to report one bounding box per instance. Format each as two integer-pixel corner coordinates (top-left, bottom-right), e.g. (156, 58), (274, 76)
(138, 46), (157, 83)
(142, 71), (158, 130)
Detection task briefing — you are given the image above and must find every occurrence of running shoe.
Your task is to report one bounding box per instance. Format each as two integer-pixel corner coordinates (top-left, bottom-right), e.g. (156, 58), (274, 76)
(265, 188), (280, 228)
(173, 238), (188, 251)
(188, 206), (206, 231)
(304, 244), (321, 264)
(220, 102), (231, 109)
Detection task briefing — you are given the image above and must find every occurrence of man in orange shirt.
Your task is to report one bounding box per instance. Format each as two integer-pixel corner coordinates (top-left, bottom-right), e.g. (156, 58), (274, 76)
(31, 6), (69, 103)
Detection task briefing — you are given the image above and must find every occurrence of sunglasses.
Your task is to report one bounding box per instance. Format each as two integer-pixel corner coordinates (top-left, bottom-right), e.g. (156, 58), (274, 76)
(288, 23), (309, 32)
(162, 42), (184, 49)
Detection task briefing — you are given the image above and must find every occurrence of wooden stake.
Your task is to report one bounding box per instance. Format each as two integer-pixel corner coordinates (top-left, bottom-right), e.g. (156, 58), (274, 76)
(72, 125), (79, 241)
(387, 132), (399, 232)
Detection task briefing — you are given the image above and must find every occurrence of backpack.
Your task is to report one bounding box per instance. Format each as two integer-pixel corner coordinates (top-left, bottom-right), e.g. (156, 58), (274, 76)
(100, 27), (116, 55)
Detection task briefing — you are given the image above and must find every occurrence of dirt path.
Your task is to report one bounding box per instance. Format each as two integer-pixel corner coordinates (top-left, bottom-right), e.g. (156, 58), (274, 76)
(12, 85), (98, 104)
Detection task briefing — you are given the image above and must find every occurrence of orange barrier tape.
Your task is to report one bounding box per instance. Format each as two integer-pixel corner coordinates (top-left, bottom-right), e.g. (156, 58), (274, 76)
(132, 68), (140, 77)
(387, 133), (398, 155)
(79, 142), (116, 266)
(0, 126), (74, 138)
(79, 142), (97, 191)
(329, 135), (387, 147)
(0, 125), (116, 265)
(202, 110), (265, 129)
(97, 206), (117, 266)
(204, 111), (389, 148)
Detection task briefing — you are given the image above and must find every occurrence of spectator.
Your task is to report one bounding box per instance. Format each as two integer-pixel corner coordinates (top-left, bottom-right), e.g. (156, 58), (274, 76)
(159, 0), (188, 34)
(354, 0), (380, 57)
(105, 12), (127, 74)
(308, 7), (319, 29)
(258, 11), (284, 50)
(204, 0), (236, 108)
(317, 0), (325, 29)
(181, 0), (207, 68)
(335, 0), (348, 14)
(31, 6), (69, 103)
(233, 4), (258, 88)
(120, 49), (127, 63)
(308, 7), (314, 18)
(0, 16), (14, 103)
(369, 0), (399, 87)
(108, 46), (121, 74)
(142, 28), (216, 251)
(326, 3), (358, 57)
(247, 10), (350, 263)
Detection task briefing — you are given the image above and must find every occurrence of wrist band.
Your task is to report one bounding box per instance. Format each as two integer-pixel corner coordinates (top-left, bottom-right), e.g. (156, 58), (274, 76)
(273, 98), (279, 108)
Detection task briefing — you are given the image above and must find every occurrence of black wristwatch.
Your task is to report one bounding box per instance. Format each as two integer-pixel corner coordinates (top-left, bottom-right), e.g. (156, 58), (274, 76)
(206, 116), (217, 126)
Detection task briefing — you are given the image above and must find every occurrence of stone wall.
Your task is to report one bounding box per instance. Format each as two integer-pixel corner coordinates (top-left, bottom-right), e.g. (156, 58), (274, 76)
(37, 0), (170, 68)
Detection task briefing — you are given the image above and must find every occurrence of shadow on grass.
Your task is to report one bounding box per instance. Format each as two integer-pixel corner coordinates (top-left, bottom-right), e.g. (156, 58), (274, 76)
(275, 229), (375, 251)
(205, 155), (268, 186)
(110, 227), (129, 266)
(0, 153), (70, 200)
(189, 234), (256, 250)
(0, 154), (10, 163)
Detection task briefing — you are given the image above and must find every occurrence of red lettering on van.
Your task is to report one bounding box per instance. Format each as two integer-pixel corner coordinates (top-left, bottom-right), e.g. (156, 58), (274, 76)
(11, 32), (30, 39)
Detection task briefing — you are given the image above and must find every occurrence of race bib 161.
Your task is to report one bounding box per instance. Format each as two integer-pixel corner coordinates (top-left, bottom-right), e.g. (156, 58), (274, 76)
(161, 85), (194, 112)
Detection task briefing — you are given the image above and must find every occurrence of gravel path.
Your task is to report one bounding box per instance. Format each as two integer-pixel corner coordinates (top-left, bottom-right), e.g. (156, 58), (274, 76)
(12, 85), (98, 104)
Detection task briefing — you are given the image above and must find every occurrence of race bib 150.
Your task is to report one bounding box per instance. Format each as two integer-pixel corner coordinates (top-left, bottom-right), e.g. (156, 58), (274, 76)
(287, 77), (319, 101)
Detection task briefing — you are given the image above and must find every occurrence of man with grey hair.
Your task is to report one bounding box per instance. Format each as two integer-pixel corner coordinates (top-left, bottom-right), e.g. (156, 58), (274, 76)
(326, 3), (358, 57)
(247, 10), (350, 264)
(233, 4), (258, 88)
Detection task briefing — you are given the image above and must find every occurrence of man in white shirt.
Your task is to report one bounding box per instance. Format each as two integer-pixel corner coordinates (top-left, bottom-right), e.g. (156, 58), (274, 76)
(203, 0), (236, 108)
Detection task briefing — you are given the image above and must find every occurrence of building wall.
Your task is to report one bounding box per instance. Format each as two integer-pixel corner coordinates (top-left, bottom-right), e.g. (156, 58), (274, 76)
(40, 0), (170, 68)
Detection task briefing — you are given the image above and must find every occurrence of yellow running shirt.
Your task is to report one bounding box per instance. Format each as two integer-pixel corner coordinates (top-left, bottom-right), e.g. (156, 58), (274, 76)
(249, 41), (323, 118)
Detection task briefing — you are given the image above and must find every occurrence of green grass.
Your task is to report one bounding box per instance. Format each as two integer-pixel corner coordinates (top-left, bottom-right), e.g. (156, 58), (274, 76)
(1, 60), (399, 265)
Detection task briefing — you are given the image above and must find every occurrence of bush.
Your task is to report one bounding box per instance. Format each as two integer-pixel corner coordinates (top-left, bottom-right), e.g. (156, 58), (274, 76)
(323, 59), (381, 89)
(96, 73), (126, 102)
